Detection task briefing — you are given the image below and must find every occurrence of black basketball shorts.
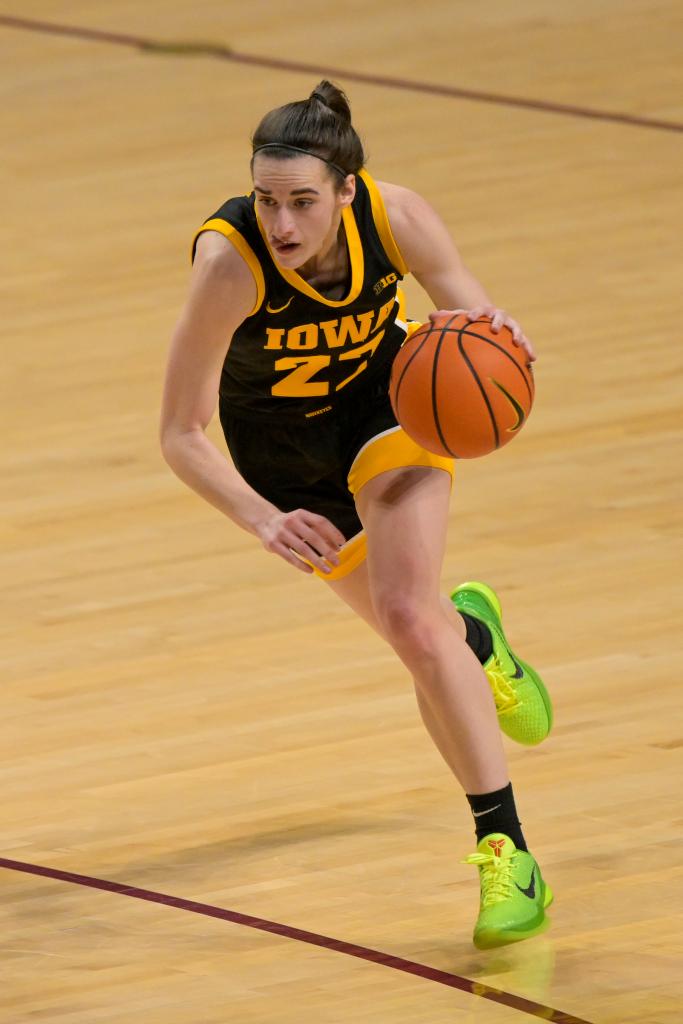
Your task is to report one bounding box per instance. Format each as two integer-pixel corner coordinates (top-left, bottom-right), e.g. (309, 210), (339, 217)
(219, 376), (453, 580)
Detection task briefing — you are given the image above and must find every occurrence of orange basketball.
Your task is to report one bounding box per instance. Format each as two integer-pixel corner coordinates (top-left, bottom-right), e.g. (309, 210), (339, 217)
(389, 313), (535, 459)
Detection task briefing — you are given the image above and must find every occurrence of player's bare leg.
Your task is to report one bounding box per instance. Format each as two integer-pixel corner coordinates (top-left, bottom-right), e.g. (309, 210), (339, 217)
(349, 465), (507, 794)
(328, 558), (477, 782)
(326, 465), (553, 946)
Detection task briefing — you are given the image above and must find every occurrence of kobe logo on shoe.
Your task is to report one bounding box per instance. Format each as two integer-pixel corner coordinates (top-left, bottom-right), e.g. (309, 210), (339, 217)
(487, 839), (506, 857)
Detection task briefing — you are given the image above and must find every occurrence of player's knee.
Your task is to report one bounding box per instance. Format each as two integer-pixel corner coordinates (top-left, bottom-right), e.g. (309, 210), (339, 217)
(374, 595), (440, 660)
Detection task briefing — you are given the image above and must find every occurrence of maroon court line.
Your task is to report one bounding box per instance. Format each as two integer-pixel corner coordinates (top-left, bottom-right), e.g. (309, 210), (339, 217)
(1, 13), (682, 135)
(0, 856), (593, 1024)
(0, 11), (621, 1021)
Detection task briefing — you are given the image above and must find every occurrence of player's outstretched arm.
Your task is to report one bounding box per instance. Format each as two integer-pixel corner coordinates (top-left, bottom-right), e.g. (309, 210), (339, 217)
(160, 233), (344, 575)
(379, 182), (536, 361)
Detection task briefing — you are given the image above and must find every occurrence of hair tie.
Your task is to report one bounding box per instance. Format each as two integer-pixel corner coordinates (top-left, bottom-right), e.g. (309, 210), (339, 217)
(252, 143), (347, 179)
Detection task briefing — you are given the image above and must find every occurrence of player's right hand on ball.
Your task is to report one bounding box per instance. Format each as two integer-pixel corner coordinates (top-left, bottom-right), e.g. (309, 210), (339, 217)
(258, 509), (346, 575)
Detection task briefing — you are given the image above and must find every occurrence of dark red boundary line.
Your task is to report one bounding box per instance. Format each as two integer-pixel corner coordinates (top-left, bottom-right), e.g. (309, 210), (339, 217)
(0, 856), (592, 1024)
(0, 11), (622, 1022)
(1, 12), (682, 135)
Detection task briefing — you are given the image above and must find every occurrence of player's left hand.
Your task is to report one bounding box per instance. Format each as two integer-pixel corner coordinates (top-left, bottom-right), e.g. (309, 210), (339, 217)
(428, 306), (537, 362)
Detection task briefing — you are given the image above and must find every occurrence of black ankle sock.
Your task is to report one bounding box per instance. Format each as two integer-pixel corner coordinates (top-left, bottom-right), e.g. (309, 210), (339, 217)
(460, 612), (493, 665)
(466, 782), (528, 852)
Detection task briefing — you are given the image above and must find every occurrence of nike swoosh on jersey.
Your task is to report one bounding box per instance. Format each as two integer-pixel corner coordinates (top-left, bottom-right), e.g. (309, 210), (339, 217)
(266, 297), (293, 314)
(515, 868), (536, 900)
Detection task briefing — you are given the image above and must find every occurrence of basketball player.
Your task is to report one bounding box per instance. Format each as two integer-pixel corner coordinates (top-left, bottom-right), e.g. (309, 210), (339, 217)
(161, 81), (554, 948)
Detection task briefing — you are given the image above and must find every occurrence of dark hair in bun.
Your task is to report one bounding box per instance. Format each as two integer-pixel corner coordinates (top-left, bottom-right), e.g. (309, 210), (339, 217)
(251, 80), (365, 186)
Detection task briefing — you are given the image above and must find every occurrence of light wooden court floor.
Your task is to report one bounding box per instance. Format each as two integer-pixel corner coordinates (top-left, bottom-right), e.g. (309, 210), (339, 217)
(1, 2), (682, 1022)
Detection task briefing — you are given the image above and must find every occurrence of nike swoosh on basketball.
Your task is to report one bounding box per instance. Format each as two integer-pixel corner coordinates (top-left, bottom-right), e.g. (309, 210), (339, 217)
(490, 378), (526, 432)
(266, 297), (293, 313)
(515, 868), (536, 900)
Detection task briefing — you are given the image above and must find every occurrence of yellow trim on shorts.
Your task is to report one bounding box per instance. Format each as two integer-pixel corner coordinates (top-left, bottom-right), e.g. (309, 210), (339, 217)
(348, 425), (454, 496)
(359, 170), (409, 277)
(309, 531), (368, 581)
(191, 220), (265, 316)
(404, 318), (424, 342)
(310, 429), (454, 581)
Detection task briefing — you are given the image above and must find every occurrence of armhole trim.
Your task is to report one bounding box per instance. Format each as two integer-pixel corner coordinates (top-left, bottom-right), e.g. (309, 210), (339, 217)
(358, 169), (409, 278)
(191, 220), (265, 317)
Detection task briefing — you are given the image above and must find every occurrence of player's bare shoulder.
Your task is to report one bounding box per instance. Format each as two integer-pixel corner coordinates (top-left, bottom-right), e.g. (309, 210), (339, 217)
(193, 230), (254, 289)
(374, 179), (457, 277)
(188, 229), (257, 327)
(374, 179), (424, 226)
(375, 179), (441, 242)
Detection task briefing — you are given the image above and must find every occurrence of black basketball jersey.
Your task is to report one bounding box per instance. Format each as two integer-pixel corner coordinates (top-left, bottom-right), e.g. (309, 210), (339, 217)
(191, 170), (410, 421)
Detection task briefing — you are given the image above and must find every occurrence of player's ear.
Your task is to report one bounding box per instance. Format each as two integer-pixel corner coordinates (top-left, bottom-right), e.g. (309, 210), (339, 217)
(337, 173), (356, 208)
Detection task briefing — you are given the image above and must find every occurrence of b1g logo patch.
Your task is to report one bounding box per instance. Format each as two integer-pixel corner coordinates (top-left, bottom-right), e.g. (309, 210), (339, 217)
(373, 272), (397, 295)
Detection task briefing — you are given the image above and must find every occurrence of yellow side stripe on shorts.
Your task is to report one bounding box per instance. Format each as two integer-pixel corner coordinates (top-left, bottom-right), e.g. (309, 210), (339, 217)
(308, 532), (367, 581)
(347, 426), (454, 497)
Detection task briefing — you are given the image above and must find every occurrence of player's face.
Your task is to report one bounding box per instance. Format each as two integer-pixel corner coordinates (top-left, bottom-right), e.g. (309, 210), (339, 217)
(252, 155), (355, 268)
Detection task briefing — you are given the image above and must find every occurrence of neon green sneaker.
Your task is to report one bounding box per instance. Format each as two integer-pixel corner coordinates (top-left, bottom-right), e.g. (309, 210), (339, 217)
(464, 833), (553, 949)
(451, 581), (553, 745)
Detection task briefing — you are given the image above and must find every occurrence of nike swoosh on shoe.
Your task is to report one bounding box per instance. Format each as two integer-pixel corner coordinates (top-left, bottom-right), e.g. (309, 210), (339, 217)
(514, 869), (536, 900)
